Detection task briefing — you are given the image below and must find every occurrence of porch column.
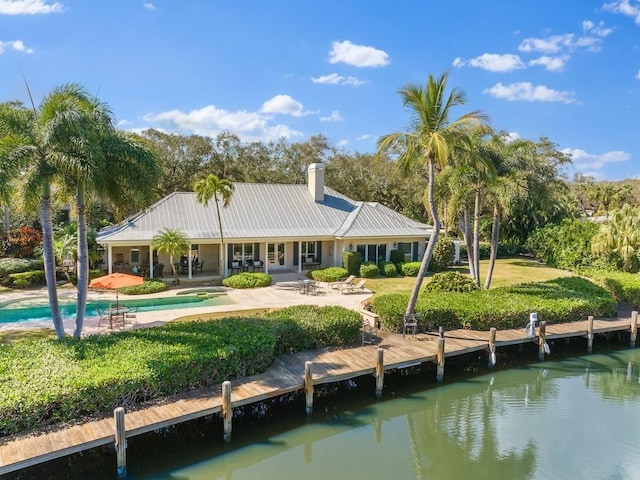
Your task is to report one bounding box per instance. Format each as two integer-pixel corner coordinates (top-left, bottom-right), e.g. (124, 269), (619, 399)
(333, 240), (338, 267)
(107, 245), (113, 274)
(264, 241), (269, 274)
(298, 241), (302, 274)
(149, 246), (154, 278)
(187, 250), (192, 280)
(222, 242), (227, 277)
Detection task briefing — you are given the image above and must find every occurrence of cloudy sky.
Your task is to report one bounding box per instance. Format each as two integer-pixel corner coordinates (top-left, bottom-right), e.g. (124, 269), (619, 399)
(1, 0), (639, 181)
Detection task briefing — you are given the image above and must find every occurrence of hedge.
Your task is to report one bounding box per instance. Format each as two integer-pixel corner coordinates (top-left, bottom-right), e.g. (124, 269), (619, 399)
(222, 272), (272, 288)
(0, 258), (43, 276)
(401, 261), (421, 276)
(2, 270), (46, 287)
(119, 278), (169, 295)
(0, 305), (361, 437)
(379, 261), (398, 277)
(310, 267), (349, 282)
(372, 276), (616, 333)
(360, 261), (379, 278)
(585, 270), (640, 309)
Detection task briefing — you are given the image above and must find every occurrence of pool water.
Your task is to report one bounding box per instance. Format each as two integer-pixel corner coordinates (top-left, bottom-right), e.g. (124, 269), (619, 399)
(0, 294), (232, 324)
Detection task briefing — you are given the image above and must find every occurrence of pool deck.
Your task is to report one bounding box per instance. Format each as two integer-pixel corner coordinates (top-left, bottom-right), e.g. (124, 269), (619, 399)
(0, 273), (372, 335)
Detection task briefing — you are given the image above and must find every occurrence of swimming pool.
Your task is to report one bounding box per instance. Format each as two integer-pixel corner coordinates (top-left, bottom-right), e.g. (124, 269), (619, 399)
(0, 294), (232, 324)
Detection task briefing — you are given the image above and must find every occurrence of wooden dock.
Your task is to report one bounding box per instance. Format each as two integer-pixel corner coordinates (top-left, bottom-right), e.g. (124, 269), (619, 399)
(1, 312), (637, 476)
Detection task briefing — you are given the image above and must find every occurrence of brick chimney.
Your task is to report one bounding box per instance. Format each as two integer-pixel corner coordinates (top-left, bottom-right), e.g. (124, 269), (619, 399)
(307, 163), (325, 202)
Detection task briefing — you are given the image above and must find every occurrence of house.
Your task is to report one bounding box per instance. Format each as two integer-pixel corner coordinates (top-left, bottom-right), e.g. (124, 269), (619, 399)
(96, 163), (432, 279)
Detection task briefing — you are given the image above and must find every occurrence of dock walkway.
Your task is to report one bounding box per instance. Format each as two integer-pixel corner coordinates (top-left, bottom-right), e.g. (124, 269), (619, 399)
(1, 313), (637, 476)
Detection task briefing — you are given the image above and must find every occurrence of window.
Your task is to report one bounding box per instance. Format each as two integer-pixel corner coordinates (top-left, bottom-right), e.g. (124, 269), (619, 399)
(357, 244), (387, 263)
(397, 242), (413, 262)
(301, 241), (317, 260)
(232, 243), (253, 261)
(130, 248), (140, 264)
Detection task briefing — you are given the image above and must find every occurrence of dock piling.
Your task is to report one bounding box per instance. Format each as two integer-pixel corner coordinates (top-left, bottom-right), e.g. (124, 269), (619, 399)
(538, 321), (546, 361)
(631, 311), (638, 347)
(114, 407), (126, 478)
(222, 381), (232, 442)
(375, 348), (384, 398)
(305, 361), (314, 415)
(436, 335), (445, 382)
(587, 316), (594, 354)
(488, 327), (497, 368)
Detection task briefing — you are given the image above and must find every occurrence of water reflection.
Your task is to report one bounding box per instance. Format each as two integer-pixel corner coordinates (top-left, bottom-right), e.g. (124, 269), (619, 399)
(135, 349), (640, 480)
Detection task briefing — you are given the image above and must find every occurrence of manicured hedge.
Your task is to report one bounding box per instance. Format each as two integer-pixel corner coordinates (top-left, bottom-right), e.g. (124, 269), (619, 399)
(0, 258), (42, 276)
(372, 276), (616, 333)
(400, 261), (421, 276)
(267, 305), (362, 354)
(222, 272), (272, 288)
(585, 270), (640, 309)
(379, 261), (398, 277)
(310, 267), (349, 282)
(0, 305), (361, 437)
(425, 271), (478, 293)
(0, 318), (277, 436)
(360, 261), (379, 278)
(119, 278), (168, 295)
(3, 270), (46, 287)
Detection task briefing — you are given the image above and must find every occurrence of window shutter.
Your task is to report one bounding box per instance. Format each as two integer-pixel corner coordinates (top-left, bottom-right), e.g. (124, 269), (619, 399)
(293, 242), (299, 266)
(412, 241), (419, 261)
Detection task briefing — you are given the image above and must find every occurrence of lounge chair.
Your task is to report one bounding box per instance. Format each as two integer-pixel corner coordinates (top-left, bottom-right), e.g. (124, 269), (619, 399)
(341, 279), (366, 294)
(330, 275), (356, 290)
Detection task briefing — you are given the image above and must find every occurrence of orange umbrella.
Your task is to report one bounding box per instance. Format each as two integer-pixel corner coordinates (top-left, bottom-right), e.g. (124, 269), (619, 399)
(89, 272), (144, 310)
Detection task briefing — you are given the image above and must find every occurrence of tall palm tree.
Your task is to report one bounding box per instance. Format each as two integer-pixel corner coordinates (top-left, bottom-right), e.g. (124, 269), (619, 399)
(592, 204), (640, 272)
(193, 174), (234, 275)
(377, 72), (488, 317)
(0, 87), (97, 339)
(152, 228), (190, 284)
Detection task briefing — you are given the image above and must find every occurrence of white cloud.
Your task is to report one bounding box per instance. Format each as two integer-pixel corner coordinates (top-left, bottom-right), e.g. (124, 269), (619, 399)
(603, 0), (640, 25)
(562, 148), (631, 169)
(484, 82), (577, 103)
(356, 134), (371, 141)
(504, 132), (521, 143)
(261, 94), (317, 117)
(518, 32), (605, 54)
(636, 70), (640, 79)
(528, 55), (568, 72)
(0, 40), (33, 53)
(320, 110), (343, 122)
(337, 140), (349, 147)
(582, 20), (614, 37)
(116, 119), (132, 127)
(452, 53), (525, 72)
(311, 73), (366, 86)
(329, 40), (389, 67)
(143, 2), (155, 10)
(142, 105), (303, 142)
(0, 0), (63, 14)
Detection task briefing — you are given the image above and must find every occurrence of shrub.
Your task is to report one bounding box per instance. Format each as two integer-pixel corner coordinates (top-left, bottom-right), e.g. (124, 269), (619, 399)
(372, 276), (616, 333)
(430, 236), (455, 272)
(343, 250), (362, 276)
(389, 249), (405, 265)
(379, 261), (398, 277)
(360, 261), (379, 278)
(0, 258), (42, 276)
(4, 270), (46, 287)
(401, 261), (422, 276)
(119, 278), (168, 295)
(222, 272), (272, 289)
(310, 267), (349, 282)
(425, 271), (478, 293)
(0, 318), (277, 436)
(585, 269), (640, 309)
(266, 305), (361, 354)
(1, 226), (43, 258)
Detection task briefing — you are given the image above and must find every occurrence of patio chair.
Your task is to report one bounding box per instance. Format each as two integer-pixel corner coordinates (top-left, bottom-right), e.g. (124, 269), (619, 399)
(252, 260), (264, 272)
(192, 259), (204, 273)
(125, 306), (139, 326)
(153, 263), (164, 278)
(96, 308), (110, 327)
(340, 279), (366, 294)
(231, 261), (242, 274)
(330, 274), (356, 290)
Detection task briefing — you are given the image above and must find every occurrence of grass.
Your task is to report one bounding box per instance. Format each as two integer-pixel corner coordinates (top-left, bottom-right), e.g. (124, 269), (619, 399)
(0, 328), (56, 344)
(364, 257), (572, 296)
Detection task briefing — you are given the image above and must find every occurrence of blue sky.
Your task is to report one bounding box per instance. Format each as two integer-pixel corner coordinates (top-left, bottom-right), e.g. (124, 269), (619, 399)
(1, 0), (639, 182)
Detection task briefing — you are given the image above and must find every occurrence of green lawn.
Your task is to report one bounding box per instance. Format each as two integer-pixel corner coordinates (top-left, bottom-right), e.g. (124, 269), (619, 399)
(364, 257), (572, 296)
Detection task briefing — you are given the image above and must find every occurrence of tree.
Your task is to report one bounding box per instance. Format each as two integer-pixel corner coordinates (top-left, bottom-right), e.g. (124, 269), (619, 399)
(592, 204), (640, 272)
(152, 228), (190, 284)
(377, 72), (488, 317)
(194, 174), (234, 275)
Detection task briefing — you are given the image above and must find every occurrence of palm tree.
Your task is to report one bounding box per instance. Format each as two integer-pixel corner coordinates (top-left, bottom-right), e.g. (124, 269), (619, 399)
(0, 87), (98, 339)
(152, 228), (190, 284)
(193, 174), (234, 275)
(592, 204), (640, 272)
(377, 72), (488, 317)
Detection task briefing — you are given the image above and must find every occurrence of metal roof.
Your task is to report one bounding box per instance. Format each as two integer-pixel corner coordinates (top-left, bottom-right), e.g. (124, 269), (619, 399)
(97, 183), (432, 243)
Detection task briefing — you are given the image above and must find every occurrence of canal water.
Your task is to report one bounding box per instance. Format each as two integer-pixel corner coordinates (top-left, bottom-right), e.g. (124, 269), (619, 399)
(9, 347), (640, 479)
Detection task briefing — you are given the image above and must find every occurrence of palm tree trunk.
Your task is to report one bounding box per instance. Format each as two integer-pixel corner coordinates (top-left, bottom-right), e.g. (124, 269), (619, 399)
(215, 198), (225, 276)
(473, 188), (481, 286)
(40, 184), (64, 339)
(74, 187), (88, 337)
(484, 203), (500, 290)
(3, 204), (8, 233)
(406, 158), (440, 317)
(461, 208), (475, 280)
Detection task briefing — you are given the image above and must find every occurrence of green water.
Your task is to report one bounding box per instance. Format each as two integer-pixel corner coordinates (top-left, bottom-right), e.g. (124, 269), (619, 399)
(137, 349), (640, 480)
